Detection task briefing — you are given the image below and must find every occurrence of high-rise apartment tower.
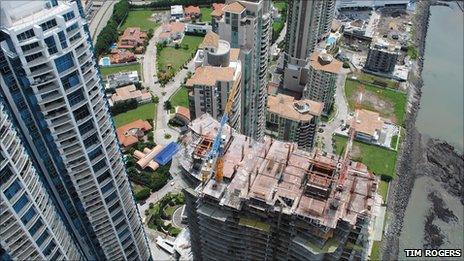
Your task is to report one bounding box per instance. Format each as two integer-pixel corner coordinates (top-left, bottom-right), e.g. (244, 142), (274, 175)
(0, 102), (84, 260)
(218, 0), (272, 141)
(283, 0), (335, 93)
(0, 1), (150, 260)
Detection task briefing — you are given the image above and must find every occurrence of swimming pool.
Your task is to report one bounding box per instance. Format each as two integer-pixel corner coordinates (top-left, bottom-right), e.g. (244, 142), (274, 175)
(327, 36), (337, 46)
(100, 57), (110, 67)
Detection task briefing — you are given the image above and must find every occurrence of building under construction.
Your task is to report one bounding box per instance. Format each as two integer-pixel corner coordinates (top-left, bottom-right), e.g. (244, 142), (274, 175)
(179, 114), (379, 261)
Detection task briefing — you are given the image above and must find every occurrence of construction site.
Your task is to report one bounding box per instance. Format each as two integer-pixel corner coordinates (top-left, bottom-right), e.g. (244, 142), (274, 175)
(178, 114), (381, 261)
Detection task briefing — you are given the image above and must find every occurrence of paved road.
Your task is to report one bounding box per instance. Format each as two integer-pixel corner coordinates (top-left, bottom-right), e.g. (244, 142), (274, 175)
(317, 68), (350, 153)
(141, 27), (196, 146)
(88, 0), (117, 44)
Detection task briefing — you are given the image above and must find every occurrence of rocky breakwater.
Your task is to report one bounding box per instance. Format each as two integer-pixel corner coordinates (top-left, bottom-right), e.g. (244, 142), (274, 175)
(380, 0), (464, 260)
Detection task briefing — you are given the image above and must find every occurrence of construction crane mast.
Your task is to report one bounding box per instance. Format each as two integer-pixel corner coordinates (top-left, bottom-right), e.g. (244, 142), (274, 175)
(202, 81), (240, 187)
(338, 84), (364, 188)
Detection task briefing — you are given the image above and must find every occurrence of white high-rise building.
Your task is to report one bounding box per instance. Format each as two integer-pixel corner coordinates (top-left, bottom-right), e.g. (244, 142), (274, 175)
(218, 0), (272, 141)
(0, 1), (150, 260)
(0, 102), (84, 261)
(188, 32), (242, 131)
(283, 0), (335, 93)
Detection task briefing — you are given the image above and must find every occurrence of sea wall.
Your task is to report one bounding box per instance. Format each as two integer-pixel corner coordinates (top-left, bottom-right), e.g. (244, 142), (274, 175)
(381, 1), (464, 259)
(380, 0), (431, 259)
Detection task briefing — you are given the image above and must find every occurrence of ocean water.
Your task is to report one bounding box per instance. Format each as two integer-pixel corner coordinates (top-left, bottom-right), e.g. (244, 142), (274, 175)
(415, 3), (464, 152)
(399, 3), (464, 259)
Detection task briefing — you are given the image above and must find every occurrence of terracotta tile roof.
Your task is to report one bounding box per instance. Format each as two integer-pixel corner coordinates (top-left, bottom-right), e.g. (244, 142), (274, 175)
(111, 84), (152, 103)
(267, 94), (323, 122)
(229, 48), (240, 62)
(116, 119), (152, 147)
(200, 31), (219, 49)
(186, 66), (235, 87)
(184, 5), (200, 15)
(353, 109), (384, 136)
(109, 49), (136, 64)
(211, 3), (225, 17)
(135, 145), (164, 170)
(223, 2), (245, 13)
(309, 52), (342, 74)
(175, 106), (191, 121)
(118, 27), (147, 49)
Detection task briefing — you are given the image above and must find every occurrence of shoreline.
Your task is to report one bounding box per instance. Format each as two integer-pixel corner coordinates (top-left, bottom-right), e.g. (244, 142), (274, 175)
(381, 1), (464, 259)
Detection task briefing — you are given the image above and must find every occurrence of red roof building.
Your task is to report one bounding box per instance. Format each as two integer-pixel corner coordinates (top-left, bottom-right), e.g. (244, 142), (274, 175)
(184, 5), (200, 20)
(116, 120), (152, 148)
(118, 27), (147, 50)
(109, 49), (136, 64)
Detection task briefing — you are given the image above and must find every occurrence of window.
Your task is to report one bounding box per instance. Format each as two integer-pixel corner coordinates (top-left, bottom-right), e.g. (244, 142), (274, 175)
(66, 23), (78, 33)
(40, 19), (57, 31)
(13, 194), (29, 213)
(88, 146), (102, 160)
(54, 53), (74, 73)
(104, 191), (117, 204)
(43, 241), (56, 256)
(63, 11), (75, 22)
(0, 168), (14, 188)
(61, 71), (80, 89)
(21, 207), (36, 225)
(92, 159), (107, 173)
(36, 230), (49, 247)
(101, 180), (114, 194)
(4, 180), (21, 199)
(44, 36), (58, 55)
(67, 89), (85, 106)
(73, 105), (90, 122)
(78, 120), (94, 136)
(69, 32), (81, 43)
(97, 171), (110, 184)
(29, 219), (43, 236)
(25, 52), (43, 62)
(58, 31), (68, 49)
(17, 29), (35, 42)
(83, 133), (99, 149)
(21, 42), (39, 52)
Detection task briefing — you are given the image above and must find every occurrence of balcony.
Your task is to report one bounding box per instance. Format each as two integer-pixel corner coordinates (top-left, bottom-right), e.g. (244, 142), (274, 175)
(36, 82), (59, 96)
(32, 74), (56, 88)
(30, 64), (54, 78)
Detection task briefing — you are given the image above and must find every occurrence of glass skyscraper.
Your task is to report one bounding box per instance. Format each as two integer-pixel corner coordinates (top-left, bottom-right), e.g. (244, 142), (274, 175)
(0, 1), (150, 260)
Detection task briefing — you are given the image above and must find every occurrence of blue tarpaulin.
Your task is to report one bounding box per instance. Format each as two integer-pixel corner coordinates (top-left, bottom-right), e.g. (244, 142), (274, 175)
(154, 142), (179, 165)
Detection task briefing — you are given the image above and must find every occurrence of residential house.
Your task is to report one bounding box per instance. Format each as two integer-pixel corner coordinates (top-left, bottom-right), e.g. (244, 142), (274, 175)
(159, 22), (185, 43)
(116, 119), (153, 148)
(110, 84), (152, 106)
(109, 49), (136, 64)
(184, 5), (200, 21)
(118, 27), (147, 53)
(352, 109), (385, 143)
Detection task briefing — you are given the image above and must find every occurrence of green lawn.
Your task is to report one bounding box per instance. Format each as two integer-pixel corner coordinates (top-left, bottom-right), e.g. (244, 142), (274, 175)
(353, 72), (399, 89)
(100, 63), (141, 78)
(333, 135), (397, 179)
(200, 7), (212, 22)
(158, 35), (203, 74)
(119, 10), (160, 31)
(370, 241), (381, 261)
(379, 180), (389, 203)
(113, 102), (156, 127)
(131, 182), (148, 194)
(390, 135), (399, 149)
(345, 79), (407, 126)
(164, 205), (179, 219)
(169, 86), (189, 108)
